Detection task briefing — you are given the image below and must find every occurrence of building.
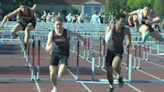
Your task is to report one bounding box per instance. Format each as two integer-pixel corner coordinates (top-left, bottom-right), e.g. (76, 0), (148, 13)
(0, 0), (105, 23)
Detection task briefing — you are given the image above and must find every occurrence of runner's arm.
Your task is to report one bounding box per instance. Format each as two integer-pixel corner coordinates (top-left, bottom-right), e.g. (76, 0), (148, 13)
(68, 30), (85, 42)
(151, 12), (161, 24)
(0, 9), (20, 27)
(125, 28), (131, 44)
(45, 31), (53, 51)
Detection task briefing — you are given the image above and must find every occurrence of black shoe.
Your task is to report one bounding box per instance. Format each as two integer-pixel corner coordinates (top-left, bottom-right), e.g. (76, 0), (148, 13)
(11, 35), (18, 39)
(23, 43), (27, 50)
(108, 87), (114, 92)
(118, 76), (123, 88)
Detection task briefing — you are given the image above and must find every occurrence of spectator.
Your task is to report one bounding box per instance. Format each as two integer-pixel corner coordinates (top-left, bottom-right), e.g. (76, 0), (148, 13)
(90, 11), (101, 24)
(66, 13), (72, 23)
(41, 10), (47, 22)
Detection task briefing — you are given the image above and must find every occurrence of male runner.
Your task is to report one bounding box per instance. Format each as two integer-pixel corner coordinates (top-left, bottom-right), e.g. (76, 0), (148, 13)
(124, 3), (163, 42)
(0, 1), (37, 50)
(105, 13), (131, 92)
(45, 17), (86, 92)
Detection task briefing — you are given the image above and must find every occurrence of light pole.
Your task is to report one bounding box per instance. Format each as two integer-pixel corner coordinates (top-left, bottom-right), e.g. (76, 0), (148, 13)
(13, 0), (16, 9)
(51, 2), (54, 13)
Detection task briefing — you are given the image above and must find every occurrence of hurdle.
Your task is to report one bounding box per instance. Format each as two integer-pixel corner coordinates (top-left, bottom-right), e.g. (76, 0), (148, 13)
(0, 39), (36, 81)
(129, 42), (164, 70)
(36, 40), (97, 82)
(127, 53), (164, 83)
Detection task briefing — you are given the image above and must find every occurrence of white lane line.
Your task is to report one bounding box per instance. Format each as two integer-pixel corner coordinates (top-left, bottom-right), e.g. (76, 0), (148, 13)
(69, 50), (92, 92)
(71, 49), (141, 92)
(24, 52), (41, 92)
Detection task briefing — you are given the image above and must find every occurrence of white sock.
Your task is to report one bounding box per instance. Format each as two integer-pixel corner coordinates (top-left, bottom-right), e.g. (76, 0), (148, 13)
(110, 84), (115, 88)
(58, 74), (61, 78)
(117, 73), (122, 79)
(54, 86), (58, 90)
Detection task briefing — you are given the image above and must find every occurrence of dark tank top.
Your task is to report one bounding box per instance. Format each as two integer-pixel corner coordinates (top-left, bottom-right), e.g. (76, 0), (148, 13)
(19, 8), (35, 23)
(108, 27), (124, 54)
(141, 17), (149, 24)
(52, 29), (70, 55)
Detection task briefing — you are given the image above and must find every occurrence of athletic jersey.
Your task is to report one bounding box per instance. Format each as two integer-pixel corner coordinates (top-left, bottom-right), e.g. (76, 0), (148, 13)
(18, 8), (35, 23)
(139, 9), (152, 25)
(108, 27), (124, 54)
(52, 29), (70, 55)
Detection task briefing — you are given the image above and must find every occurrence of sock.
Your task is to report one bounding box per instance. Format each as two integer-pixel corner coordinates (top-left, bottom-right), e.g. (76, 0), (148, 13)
(117, 73), (122, 79)
(142, 31), (150, 41)
(54, 86), (58, 90)
(110, 84), (115, 89)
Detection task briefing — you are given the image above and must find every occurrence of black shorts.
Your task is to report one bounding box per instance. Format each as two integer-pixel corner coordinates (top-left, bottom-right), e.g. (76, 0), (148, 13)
(50, 52), (69, 66)
(105, 49), (122, 66)
(137, 24), (155, 33)
(18, 21), (36, 30)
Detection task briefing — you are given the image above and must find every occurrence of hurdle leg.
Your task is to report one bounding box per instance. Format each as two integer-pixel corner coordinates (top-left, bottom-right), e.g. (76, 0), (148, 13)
(137, 58), (141, 69)
(73, 45), (75, 53)
(90, 40), (92, 49)
(37, 66), (40, 80)
(146, 51), (149, 61)
(124, 46), (126, 54)
(101, 45), (104, 54)
(133, 57), (136, 69)
(92, 53), (95, 81)
(31, 66), (34, 80)
(142, 51), (145, 61)
(86, 50), (89, 60)
(128, 54), (132, 83)
(83, 49), (86, 59)
(157, 44), (160, 54)
(98, 57), (101, 68)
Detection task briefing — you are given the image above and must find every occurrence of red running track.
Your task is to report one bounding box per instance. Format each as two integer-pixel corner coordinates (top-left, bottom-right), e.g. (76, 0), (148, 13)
(0, 40), (164, 92)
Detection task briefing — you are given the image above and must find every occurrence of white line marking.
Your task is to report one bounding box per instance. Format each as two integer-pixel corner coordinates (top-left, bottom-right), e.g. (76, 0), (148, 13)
(71, 49), (141, 92)
(69, 50), (92, 92)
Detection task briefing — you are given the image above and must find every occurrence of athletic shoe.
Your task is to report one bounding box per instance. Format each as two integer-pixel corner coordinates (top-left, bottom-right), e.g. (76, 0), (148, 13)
(108, 87), (114, 92)
(118, 76), (123, 88)
(51, 88), (58, 92)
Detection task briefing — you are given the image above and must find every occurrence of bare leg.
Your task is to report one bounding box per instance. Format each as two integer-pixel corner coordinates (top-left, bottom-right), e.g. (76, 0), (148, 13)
(58, 63), (68, 78)
(24, 25), (33, 44)
(106, 66), (113, 85)
(49, 65), (58, 92)
(150, 31), (163, 41)
(112, 56), (122, 75)
(11, 23), (23, 38)
(139, 24), (149, 42)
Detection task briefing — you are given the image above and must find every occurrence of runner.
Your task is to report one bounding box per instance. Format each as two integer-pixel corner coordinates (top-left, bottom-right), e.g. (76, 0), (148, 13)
(0, 1), (37, 50)
(123, 3), (163, 42)
(45, 17), (86, 92)
(105, 13), (131, 92)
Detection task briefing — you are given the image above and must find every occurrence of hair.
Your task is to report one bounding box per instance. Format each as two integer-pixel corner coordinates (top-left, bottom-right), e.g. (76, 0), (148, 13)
(116, 13), (126, 20)
(144, 3), (151, 8)
(53, 17), (63, 23)
(19, 1), (29, 6)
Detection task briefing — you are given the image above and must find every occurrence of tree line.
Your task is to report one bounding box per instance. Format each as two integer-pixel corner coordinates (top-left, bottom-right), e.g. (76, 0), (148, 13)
(105, 0), (164, 17)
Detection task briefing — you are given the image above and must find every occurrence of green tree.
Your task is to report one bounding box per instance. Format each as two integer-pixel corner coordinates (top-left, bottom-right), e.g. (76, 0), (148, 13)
(127, 0), (152, 11)
(153, 0), (164, 16)
(105, 0), (110, 16)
